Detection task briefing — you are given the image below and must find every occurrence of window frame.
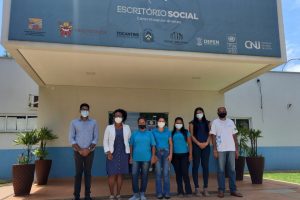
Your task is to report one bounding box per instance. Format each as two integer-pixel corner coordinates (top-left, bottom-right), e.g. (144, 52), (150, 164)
(0, 114), (38, 133)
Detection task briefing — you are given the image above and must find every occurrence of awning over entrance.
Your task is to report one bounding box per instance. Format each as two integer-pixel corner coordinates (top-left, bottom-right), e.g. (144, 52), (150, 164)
(1, 0), (286, 92)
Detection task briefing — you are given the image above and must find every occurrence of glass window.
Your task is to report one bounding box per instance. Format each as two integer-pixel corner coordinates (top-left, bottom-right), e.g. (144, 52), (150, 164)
(236, 119), (250, 129)
(27, 116), (37, 130)
(0, 116), (6, 131)
(7, 116), (17, 131)
(0, 115), (38, 133)
(16, 116), (27, 131)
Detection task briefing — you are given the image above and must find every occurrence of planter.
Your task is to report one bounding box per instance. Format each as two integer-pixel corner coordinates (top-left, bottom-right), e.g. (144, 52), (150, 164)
(235, 156), (246, 181)
(224, 156), (246, 180)
(246, 156), (265, 184)
(12, 164), (35, 196)
(35, 160), (52, 185)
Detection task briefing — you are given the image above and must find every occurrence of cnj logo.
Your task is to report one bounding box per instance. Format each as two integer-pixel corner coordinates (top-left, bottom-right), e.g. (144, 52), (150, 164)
(245, 41), (261, 50)
(143, 29), (154, 42)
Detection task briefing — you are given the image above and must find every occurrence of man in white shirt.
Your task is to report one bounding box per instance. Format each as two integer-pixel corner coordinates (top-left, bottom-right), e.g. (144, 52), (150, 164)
(210, 107), (243, 198)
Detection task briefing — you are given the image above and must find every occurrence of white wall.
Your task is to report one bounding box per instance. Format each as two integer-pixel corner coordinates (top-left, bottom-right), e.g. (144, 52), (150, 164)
(225, 72), (300, 147)
(38, 86), (224, 147)
(0, 58), (38, 149)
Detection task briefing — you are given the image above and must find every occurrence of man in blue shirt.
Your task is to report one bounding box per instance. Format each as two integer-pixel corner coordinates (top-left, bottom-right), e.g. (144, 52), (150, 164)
(69, 103), (99, 200)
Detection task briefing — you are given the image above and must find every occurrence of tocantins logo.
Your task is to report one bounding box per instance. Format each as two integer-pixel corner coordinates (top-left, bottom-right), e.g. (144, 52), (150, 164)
(59, 22), (73, 38)
(143, 29), (154, 42)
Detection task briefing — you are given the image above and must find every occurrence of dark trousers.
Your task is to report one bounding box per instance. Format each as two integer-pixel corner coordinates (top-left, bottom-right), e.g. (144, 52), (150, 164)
(74, 151), (94, 198)
(172, 153), (192, 195)
(192, 145), (210, 189)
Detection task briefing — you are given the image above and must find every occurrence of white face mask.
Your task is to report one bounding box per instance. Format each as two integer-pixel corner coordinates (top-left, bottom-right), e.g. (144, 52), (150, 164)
(114, 117), (123, 124)
(81, 110), (89, 118)
(175, 123), (183, 130)
(196, 113), (203, 119)
(157, 122), (165, 128)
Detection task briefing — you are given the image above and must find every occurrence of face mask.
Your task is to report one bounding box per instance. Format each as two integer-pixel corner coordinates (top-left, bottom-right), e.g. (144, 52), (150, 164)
(175, 123), (183, 130)
(218, 112), (227, 119)
(138, 125), (146, 129)
(81, 110), (89, 118)
(196, 113), (203, 119)
(114, 117), (123, 124)
(157, 122), (165, 128)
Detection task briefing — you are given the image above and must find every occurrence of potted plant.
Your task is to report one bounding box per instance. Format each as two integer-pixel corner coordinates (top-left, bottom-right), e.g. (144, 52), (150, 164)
(13, 130), (39, 196)
(246, 129), (264, 184)
(33, 127), (58, 185)
(235, 126), (249, 181)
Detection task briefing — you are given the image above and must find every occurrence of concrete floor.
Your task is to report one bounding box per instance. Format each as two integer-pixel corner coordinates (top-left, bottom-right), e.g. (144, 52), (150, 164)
(1, 175), (300, 200)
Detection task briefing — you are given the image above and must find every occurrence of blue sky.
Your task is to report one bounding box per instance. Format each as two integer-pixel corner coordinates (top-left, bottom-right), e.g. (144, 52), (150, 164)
(1, 0), (300, 71)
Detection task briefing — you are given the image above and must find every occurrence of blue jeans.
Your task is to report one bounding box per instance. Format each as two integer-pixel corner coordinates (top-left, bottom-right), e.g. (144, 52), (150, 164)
(217, 151), (236, 193)
(131, 161), (150, 193)
(155, 149), (170, 196)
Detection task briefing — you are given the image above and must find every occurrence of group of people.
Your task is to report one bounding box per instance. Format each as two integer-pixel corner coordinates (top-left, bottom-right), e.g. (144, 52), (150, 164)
(69, 103), (243, 200)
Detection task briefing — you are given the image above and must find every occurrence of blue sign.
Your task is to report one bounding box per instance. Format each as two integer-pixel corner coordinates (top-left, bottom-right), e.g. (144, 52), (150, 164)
(9, 0), (281, 57)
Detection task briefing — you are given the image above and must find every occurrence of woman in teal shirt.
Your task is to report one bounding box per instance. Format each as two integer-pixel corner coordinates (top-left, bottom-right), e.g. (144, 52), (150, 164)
(152, 117), (173, 199)
(129, 117), (156, 200)
(172, 117), (193, 196)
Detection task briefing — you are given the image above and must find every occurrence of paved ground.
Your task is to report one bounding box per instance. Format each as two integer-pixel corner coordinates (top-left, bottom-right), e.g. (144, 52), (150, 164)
(1, 175), (300, 200)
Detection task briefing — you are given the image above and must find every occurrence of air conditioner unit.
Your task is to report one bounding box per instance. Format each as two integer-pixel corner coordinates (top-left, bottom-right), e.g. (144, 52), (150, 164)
(28, 94), (39, 108)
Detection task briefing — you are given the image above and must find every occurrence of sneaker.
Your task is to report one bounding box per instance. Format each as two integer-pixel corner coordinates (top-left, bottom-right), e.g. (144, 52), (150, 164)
(185, 194), (193, 198)
(116, 195), (122, 200)
(140, 193), (147, 200)
(177, 193), (184, 198)
(202, 188), (210, 197)
(194, 188), (202, 196)
(129, 193), (140, 200)
(109, 195), (115, 200)
(164, 194), (171, 199)
(157, 194), (163, 199)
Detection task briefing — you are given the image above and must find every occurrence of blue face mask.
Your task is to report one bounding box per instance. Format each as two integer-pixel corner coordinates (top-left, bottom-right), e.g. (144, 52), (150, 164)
(81, 110), (89, 118)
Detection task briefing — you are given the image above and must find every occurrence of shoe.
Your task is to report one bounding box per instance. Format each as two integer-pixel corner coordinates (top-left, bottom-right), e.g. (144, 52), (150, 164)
(185, 194), (193, 198)
(140, 193), (147, 200)
(116, 195), (121, 200)
(194, 188), (202, 196)
(129, 193), (140, 200)
(109, 195), (115, 200)
(157, 194), (163, 199)
(176, 193), (184, 198)
(202, 188), (210, 197)
(218, 191), (224, 198)
(164, 194), (171, 199)
(230, 191), (243, 197)
(85, 197), (93, 200)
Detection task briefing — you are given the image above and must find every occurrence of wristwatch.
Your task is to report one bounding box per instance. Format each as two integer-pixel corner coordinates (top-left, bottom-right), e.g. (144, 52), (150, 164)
(88, 146), (95, 152)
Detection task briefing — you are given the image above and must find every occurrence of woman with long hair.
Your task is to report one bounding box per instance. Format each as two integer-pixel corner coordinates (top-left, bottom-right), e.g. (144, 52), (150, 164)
(189, 107), (211, 196)
(152, 116), (173, 199)
(171, 117), (193, 197)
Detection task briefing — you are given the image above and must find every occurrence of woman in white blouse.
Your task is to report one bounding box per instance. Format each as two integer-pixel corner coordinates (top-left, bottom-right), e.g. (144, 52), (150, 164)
(103, 109), (131, 200)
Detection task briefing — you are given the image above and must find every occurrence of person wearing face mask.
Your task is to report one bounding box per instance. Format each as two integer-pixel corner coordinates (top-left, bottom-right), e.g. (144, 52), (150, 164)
(69, 103), (99, 200)
(152, 117), (173, 199)
(189, 107), (211, 196)
(103, 109), (131, 200)
(210, 107), (243, 198)
(171, 117), (193, 197)
(129, 117), (156, 200)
